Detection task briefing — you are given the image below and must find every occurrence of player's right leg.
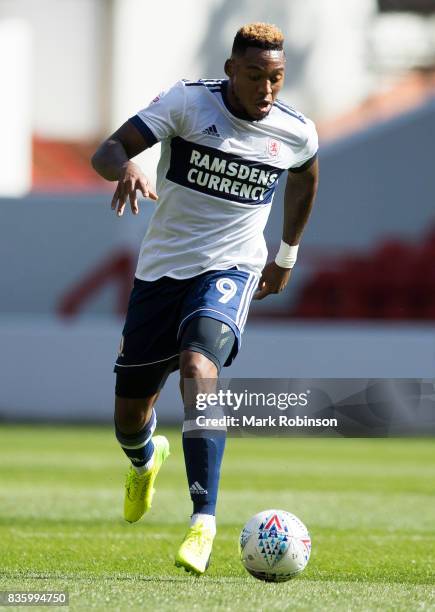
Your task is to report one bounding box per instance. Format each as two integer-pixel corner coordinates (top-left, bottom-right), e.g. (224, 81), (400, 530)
(113, 276), (180, 522)
(114, 391), (170, 523)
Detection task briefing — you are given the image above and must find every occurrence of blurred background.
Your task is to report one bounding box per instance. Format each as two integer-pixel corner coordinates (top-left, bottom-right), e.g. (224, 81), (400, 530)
(0, 0), (434, 422)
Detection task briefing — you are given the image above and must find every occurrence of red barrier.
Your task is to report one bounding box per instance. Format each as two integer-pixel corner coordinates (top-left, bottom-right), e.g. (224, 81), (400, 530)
(57, 249), (135, 318)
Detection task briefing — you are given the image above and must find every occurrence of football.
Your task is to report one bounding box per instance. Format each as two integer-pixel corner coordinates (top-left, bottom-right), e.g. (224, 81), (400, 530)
(239, 509), (311, 582)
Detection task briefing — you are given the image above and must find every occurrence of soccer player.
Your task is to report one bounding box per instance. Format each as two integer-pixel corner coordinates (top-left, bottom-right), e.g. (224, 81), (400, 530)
(91, 22), (318, 575)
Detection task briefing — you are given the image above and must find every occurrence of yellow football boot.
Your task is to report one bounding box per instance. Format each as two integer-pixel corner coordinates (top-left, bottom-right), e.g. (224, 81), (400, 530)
(175, 522), (215, 575)
(124, 435), (170, 523)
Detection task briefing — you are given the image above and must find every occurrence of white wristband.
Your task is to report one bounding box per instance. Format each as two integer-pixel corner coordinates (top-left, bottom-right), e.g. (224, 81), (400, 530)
(274, 241), (299, 268)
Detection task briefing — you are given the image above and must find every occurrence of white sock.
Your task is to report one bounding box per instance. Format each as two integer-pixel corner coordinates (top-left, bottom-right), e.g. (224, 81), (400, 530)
(191, 513), (216, 536)
(132, 453), (154, 474)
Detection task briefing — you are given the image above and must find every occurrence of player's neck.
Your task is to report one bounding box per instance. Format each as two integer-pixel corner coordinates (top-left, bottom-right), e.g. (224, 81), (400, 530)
(222, 80), (253, 121)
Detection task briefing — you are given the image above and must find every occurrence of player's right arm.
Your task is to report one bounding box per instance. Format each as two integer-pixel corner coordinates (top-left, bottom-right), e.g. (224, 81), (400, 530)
(91, 121), (158, 217)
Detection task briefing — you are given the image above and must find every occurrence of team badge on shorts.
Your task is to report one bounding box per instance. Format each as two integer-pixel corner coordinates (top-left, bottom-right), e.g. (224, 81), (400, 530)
(118, 335), (125, 357)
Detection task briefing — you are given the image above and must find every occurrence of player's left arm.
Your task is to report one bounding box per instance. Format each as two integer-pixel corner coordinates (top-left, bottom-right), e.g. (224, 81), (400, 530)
(254, 157), (319, 300)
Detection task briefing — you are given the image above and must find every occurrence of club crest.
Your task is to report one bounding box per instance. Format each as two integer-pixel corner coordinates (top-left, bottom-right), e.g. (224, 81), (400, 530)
(268, 139), (281, 157)
(150, 92), (164, 104)
(118, 335), (125, 357)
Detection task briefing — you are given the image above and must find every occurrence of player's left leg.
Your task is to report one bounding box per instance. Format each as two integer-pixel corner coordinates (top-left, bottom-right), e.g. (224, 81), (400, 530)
(173, 269), (257, 574)
(175, 317), (236, 575)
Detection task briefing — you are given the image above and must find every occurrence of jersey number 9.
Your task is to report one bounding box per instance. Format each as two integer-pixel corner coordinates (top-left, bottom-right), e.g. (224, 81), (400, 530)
(216, 278), (237, 303)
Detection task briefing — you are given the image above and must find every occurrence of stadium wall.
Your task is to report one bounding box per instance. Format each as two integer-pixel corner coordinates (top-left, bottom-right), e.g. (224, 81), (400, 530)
(0, 0), (378, 142)
(0, 317), (434, 423)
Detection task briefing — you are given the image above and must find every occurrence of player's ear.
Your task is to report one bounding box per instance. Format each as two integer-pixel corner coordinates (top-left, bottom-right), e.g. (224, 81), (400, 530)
(224, 59), (234, 77)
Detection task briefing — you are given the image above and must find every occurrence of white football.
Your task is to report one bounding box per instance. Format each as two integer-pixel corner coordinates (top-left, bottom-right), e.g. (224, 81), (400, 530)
(239, 509), (311, 582)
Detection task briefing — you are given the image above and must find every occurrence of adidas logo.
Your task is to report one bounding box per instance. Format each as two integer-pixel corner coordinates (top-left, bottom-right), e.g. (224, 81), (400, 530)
(201, 124), (221, 137)
(189, 481), (208, 495)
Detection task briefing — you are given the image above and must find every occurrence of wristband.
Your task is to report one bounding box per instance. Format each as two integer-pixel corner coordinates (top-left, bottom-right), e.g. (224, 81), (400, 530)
(274, 241), (299, 268)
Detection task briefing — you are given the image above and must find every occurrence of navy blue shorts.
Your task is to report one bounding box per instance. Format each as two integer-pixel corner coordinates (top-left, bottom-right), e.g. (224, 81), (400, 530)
(114, 268), (258, 373)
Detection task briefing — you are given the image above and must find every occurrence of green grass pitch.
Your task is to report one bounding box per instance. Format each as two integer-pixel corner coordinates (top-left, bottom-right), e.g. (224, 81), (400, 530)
(0, 425), (434, 611)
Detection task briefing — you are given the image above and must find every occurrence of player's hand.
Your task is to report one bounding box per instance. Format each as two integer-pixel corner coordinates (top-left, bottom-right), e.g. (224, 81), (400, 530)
(111, 161), (158, 216)
(253, 261), (292, 300)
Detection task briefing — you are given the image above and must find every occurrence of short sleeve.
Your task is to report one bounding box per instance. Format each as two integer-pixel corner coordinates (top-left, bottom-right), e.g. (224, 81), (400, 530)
(289, 117), (319, 173)
(129, 80), (186, 146)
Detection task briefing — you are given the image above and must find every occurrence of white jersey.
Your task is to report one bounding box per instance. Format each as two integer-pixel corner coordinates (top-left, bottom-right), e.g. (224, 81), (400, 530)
(130, 79), (318, 281)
